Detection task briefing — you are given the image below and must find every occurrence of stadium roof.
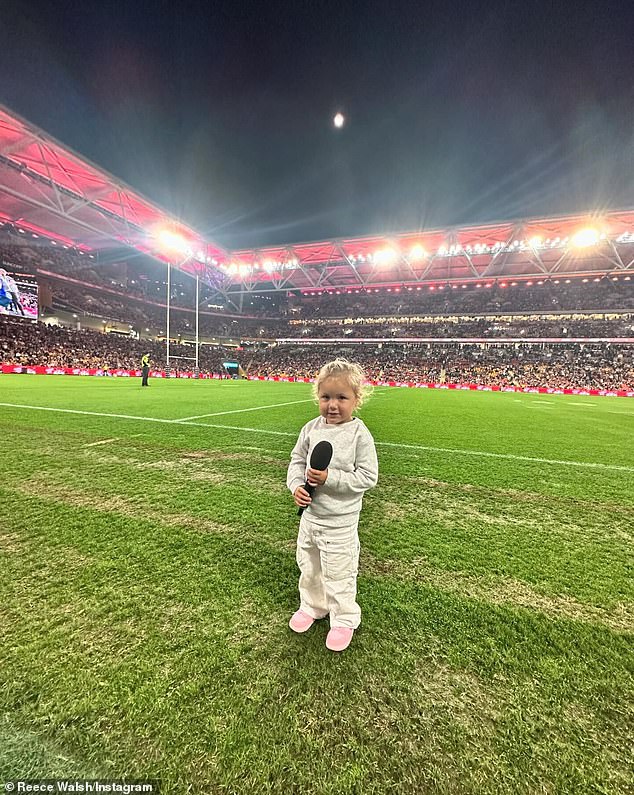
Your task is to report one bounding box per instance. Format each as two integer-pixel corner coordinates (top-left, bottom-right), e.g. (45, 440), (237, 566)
(1, 103), (634, 296)
(224, 211), (634, 294)
(0, 104), (227, 284)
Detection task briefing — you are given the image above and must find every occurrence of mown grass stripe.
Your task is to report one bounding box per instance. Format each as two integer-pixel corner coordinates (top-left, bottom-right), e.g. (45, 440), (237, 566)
(1, 401), (633, 473)
(174, 397), (314, 422)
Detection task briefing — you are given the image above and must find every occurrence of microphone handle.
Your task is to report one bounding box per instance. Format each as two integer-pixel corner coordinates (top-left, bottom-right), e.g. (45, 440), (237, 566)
(297, 482), (316, 517)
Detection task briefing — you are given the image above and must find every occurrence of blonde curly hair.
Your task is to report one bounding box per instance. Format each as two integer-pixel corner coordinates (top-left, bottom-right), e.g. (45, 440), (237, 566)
(312, 358), (373, 407)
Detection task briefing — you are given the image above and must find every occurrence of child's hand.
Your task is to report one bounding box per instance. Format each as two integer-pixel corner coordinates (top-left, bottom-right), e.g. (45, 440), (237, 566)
(293, 486), (312, 508)
(307, 468), (328, 486)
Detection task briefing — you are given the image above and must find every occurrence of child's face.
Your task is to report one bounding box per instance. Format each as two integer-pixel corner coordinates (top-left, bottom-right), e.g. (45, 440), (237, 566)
(318, 376), (359, 424)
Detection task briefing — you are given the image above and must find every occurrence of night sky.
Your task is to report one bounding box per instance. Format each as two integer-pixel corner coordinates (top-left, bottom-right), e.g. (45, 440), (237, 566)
(1, 0), (634, 250)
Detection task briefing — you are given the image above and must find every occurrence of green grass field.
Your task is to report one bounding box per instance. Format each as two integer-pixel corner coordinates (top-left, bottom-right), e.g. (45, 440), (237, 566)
(0, 375), (632, 794)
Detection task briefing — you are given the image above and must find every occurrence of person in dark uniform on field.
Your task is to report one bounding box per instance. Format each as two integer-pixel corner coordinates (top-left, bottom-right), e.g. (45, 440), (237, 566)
(141, 353), (150, 387)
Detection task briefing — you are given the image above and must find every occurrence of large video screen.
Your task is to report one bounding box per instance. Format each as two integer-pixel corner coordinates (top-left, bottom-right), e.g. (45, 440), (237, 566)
(0, 274), (38, 320)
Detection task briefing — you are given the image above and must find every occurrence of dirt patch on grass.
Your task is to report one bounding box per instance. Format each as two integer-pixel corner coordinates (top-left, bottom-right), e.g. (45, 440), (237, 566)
(361, 551), (634, 633)
(372, 482), (634, 544)
(13, 476), (247, 542)
(392, 473), (634, 516)
(0, 533), (22, 553)
(80, 449), (286, 490)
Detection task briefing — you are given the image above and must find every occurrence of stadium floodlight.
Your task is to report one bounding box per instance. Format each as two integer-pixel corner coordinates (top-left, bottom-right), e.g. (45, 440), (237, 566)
(156, 229), (193, 258)
(374, 248), (397, 264)
(409, 244), (426, 260)
(571, 228), (599, 249)
(529, 236), (542, 249)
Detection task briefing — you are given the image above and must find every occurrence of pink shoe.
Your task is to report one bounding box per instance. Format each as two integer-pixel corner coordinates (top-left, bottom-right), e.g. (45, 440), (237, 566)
(289, 609), (316, 633)
(326, 627), (354, 652)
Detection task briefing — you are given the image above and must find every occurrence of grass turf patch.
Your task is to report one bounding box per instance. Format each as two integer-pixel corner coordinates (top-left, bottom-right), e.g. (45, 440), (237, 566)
(0, 376), (632, 793)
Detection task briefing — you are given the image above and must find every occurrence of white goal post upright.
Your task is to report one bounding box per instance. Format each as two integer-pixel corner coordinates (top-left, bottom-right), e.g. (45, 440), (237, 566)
(165, 256), (200, 374)
(166, 258), (171, 369)
(195, 273), (199, 372)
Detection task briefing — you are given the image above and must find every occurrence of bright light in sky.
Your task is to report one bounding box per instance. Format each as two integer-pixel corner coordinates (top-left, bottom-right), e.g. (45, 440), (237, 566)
(333, 112), (345, 128)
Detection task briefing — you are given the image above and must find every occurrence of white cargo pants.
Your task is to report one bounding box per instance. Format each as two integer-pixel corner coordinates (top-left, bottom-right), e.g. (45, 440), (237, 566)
(296, 513), (361, 629)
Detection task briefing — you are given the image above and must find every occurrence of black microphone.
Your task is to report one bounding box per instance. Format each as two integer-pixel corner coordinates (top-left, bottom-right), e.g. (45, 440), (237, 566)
(298, 440), (333, 516)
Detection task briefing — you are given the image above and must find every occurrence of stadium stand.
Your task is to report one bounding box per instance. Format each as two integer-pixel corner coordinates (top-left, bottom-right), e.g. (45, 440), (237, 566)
(2, 215), (633, 391)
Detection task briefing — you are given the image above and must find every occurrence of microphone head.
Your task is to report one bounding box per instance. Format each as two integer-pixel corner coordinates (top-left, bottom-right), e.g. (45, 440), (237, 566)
(309, 440), (333, 470)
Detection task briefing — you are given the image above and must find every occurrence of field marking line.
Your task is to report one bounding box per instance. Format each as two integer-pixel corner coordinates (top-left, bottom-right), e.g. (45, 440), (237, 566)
(83, 438), (119, 448)
(567, 403), (598, 407)
(173, 398), (314, 422)
(2, 401), (633, 473)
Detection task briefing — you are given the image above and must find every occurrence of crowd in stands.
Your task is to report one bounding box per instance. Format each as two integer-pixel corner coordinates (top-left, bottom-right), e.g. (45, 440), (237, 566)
(2, 316), (632, 390)
(287, 316), (634, 339)
(0, 317), (230, 374)
(242, 343), (634, 391)
(40, 280), (634, 341)
(289, 279), (634, 317)
(2, 219), (634, 389)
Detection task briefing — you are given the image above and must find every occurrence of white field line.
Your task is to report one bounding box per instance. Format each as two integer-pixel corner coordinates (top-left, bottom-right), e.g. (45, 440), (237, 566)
(567, 403), (598, 407)
(83, 438), (119, 448)
(1, 401), (633, 474)
(174, 398), (314, 422)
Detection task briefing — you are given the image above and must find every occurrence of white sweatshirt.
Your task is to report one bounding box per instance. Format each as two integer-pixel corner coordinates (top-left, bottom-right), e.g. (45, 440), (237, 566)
(287, 415), (379, 526)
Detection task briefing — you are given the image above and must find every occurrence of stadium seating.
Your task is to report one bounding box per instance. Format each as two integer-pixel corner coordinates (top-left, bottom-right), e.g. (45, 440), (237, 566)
(1, 219), (633, 390)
